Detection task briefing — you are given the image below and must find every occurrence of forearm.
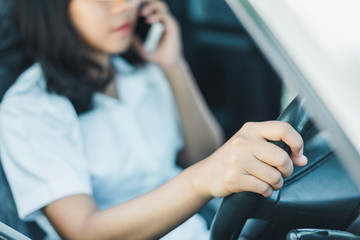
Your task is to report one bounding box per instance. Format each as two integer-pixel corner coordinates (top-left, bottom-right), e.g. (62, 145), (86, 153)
(45, 121), (307, 240)
(161, 59), (225, 167)
(45, 162), (212, 240)
(133, 0), (223, 166)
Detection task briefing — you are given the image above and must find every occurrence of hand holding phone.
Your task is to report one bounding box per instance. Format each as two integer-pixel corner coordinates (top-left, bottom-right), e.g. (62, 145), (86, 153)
(133, 0), (183, 68)
(135, 8), (164, 53)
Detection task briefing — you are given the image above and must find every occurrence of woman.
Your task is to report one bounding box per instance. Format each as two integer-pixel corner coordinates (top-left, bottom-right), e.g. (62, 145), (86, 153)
(0, 0), (307, 239)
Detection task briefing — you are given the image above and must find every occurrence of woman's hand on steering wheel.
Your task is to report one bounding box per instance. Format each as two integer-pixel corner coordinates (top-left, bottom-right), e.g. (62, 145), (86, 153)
(195, 121), (308, 199)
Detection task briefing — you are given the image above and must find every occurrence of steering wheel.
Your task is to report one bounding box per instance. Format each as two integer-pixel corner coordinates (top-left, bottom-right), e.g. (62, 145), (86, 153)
(210, 97), (360, 240)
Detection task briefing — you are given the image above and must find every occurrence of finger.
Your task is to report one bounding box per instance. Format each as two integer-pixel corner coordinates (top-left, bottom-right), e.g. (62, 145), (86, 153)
(249, 139), (294, 177)
(250, 121), (305, 157)
(140, 0), (157, 3)
(145, 13), (175, 32)
(140, 1), (168, 17)
(241, 175), (274, 197)
(242, 152), (284, 190)
(291, 153), (308, 166)
(145, 12), (165, 24)
(140, 0), (166, 5)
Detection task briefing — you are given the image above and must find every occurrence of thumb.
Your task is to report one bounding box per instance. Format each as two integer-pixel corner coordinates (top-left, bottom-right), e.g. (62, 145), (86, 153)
(291, 150), (308, 166)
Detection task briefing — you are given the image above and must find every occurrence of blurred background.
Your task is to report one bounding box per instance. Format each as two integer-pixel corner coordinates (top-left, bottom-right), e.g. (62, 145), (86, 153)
(166, 0), (282, 139)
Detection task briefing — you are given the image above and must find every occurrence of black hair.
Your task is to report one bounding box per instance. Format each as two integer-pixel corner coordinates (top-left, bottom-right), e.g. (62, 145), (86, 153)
(15, 0), (143, 114)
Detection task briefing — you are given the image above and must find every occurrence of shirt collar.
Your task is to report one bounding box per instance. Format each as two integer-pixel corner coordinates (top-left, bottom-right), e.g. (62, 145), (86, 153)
(111, 56), (135, 75)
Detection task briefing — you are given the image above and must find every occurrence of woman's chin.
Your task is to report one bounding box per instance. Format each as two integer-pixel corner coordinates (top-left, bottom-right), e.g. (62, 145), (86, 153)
(106, 39), (133, 54)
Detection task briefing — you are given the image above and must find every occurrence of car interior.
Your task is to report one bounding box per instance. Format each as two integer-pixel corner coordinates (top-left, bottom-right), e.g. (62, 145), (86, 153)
(207, 0), (360, 239)
(166, 0), (282, 139)
(1, 0), (360, 239)
(210, 97), (360, 239)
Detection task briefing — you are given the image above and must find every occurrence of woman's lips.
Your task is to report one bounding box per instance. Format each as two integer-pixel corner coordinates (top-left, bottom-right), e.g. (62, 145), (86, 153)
(115, 22), (133, 34)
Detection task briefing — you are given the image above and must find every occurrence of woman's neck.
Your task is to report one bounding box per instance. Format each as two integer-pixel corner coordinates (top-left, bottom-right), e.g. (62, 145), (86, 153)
(92, 50), (111, 70)
(91, 51), (119, 100)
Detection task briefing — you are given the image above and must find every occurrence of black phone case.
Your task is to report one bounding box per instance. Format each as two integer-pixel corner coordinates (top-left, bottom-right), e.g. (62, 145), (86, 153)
(135, 4), (150, 41)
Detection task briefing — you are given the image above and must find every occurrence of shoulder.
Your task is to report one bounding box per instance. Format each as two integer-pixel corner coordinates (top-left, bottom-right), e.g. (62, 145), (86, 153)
(0, 63), (78, 128)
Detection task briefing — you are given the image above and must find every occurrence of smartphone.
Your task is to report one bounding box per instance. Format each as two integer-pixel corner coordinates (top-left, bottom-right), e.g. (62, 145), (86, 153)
(135, 9), (164, 53)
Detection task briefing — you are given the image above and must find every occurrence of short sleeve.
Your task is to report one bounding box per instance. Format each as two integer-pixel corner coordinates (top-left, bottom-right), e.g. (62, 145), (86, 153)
(0, 66), (92, 221)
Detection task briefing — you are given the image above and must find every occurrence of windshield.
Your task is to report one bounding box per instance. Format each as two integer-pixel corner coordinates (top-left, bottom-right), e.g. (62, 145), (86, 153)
(227, 0), (360, 188)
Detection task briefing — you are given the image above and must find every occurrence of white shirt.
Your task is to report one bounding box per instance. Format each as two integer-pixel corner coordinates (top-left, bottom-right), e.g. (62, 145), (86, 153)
(0, 57), (209, 239)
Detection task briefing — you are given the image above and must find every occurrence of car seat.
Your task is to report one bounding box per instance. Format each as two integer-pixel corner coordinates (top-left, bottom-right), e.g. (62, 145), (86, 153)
(0, 0), (44, 238)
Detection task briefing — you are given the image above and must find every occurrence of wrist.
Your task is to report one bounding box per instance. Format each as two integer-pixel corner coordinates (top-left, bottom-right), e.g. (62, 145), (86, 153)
(187, 158), (215, 201)
(158, 56), (187, 76)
